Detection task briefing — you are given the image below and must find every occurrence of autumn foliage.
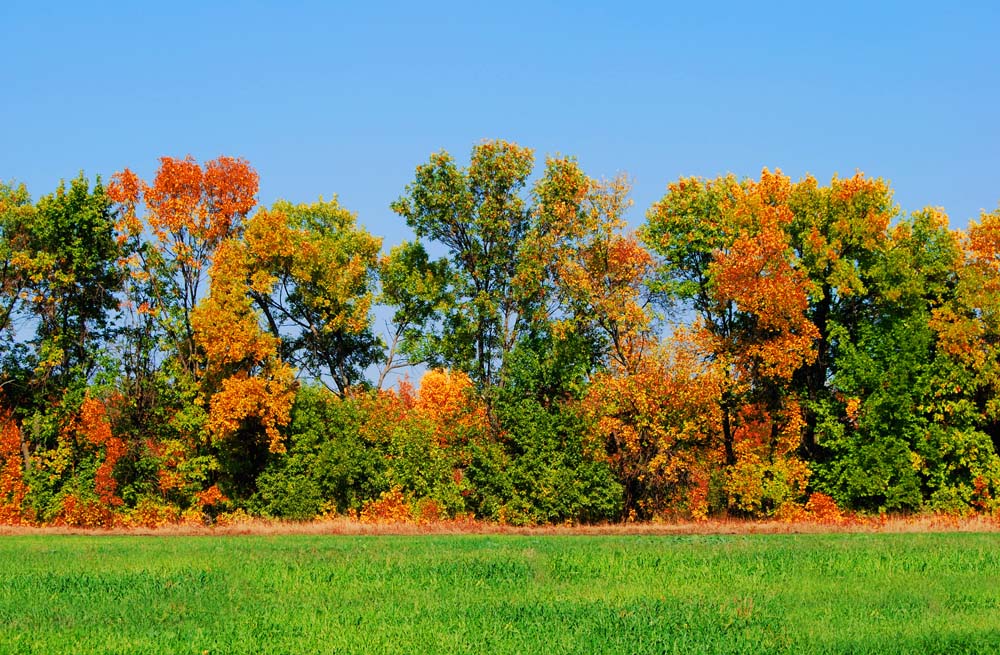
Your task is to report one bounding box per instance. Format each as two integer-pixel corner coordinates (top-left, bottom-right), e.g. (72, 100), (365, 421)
(0, 408), (28, 524)
(0, 145), (999, 527)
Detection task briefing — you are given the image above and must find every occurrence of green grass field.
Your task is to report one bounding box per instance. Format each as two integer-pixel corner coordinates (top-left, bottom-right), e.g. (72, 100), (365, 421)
(0, 532), (998, 654)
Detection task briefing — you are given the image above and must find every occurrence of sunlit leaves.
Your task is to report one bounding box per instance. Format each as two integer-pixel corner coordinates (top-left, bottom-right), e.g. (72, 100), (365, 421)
(191, 237), (294, 454)
(3, 146), (1000, 525)
(244, 199), (383, 394)
(109, 156), (259, 373)
(540, 167), (655, 373)
(206, 364), (296, 454)
(414, 369), (484, 447)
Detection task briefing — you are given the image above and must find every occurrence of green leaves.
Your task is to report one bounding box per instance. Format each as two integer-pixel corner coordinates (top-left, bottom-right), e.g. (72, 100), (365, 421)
(23, 175), (123, 391)
(391, 141), (538, 390)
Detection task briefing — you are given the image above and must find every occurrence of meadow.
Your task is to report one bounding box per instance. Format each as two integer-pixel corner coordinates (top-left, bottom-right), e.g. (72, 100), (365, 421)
(1, 532), (998, 654)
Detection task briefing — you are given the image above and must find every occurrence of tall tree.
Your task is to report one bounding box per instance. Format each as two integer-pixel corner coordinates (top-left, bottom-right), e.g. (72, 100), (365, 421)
(108, 156), (258, 376)
(391, 142), (651, 394)
(24, 175), (123, 395)
(643, 169), (817, 514)
(785, 173), (895, 457)
(390, 141), (536, 390)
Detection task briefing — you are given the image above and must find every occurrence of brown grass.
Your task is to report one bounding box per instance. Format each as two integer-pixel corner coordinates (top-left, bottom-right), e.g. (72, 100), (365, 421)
(1, 513), (998, 538)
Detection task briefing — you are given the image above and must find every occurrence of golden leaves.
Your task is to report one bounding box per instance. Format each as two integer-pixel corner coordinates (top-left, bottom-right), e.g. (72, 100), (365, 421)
(193, 236), (294, 453)
(192, 239), (278, 368)
(206, 362), (296, 454)
(967, 208), (1000, 274)
(414, 369), (484, 446)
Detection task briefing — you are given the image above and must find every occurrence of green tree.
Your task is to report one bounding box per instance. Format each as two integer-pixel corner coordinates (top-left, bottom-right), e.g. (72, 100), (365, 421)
(390, 141), (536, 390)
(25, 175), (123, 396)
(376, 241), (453, 388)
(391, 142), (649, 395)
(0, 182), (35, 399)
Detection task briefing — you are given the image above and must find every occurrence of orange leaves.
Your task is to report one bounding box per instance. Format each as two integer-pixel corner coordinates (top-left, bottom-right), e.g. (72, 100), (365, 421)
(202, 156), (259, 231)
(416, 369), (473, 418)
(635, 168), (833, 516)
(206, 363), (296, 453)
(77, 397), (125, 507)
(107, 168), (144, 239)
(30, 395), (131, 526)
(196, 484), (226, 510)
(645, 168), (819, 383)
(192, 223), (296, 452)
(559, 231), (655, 370)
(359, 487), (413, 524)
(113, 155), (258, 253)
(583, 335), (724, 519)
(967, 209), (1000, 271)
(710, 170), (818, 382)
(929, 206), (1000, 426)
(0, 408), (28, 524)
(804, 492), (845, 523)
(356, 369), (485, 450)
(108, 155), (262, 379)
(965, 208), (1000, 310)
(51, 494), (114, 529)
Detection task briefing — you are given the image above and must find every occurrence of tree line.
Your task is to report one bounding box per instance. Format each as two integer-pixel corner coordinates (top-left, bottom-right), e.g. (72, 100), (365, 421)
(1, 141), (998, 526)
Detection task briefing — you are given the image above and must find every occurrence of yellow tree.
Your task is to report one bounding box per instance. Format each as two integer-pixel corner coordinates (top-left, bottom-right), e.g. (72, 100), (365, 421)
(241, 200), (382, 395)
(191, 238), (295, 456)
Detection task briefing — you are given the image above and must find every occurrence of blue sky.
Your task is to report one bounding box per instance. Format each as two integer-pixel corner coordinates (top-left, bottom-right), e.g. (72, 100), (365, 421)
(3, 0), (999, 250)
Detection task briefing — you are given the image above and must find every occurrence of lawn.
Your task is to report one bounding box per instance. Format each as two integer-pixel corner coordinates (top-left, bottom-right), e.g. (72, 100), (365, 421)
(0, 532), (998, 654)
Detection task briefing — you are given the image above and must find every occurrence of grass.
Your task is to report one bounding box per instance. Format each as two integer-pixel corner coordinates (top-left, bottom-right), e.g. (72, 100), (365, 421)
(1, 532), (998, 654)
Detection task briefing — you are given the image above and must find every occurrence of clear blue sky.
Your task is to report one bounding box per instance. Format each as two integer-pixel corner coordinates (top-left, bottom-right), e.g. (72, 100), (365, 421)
(3, 0), (999, 249)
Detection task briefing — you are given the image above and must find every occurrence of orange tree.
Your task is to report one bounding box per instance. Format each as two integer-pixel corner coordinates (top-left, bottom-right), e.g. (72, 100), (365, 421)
(642, 170), (817, 516)
(109, 156), (258, 377)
